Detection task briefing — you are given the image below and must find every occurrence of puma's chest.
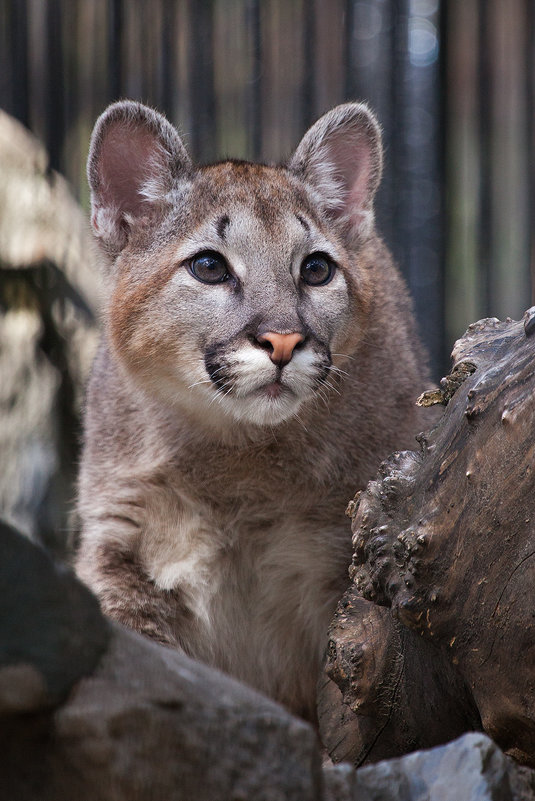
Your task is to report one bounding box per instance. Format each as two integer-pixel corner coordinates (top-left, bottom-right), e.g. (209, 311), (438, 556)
(138, 483), (349, 632)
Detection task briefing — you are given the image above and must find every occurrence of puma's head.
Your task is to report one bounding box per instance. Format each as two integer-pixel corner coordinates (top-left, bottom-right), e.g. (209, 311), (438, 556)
(87, 101), (383, 429)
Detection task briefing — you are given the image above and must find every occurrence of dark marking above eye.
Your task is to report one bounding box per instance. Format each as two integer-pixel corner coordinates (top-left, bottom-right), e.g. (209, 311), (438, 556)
(216, 214), (230, 241)
(295, 214), (310, 233)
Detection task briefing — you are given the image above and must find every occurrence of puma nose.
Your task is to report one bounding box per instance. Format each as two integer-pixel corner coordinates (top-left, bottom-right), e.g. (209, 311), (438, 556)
(256, 331), (305, 367)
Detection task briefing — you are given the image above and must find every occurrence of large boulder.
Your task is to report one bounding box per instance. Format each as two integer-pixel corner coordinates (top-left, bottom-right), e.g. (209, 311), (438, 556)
(46, 624), (322, 801)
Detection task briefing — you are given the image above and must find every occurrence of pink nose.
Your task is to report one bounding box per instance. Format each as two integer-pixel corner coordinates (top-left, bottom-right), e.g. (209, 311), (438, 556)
(256, 331), (305, 367)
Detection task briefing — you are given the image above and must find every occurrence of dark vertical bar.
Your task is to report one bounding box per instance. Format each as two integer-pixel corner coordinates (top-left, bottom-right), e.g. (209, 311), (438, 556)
(45, 0), (65, 173)
(246, 0), (262, 160)
(139, 1), (149, 102)
(0, 2), (9, 114)
(389, 0), (444, 379)
(388, 0), (404, 269)
(526, 0), (535, 305)
(345, 0), (395, 254)
(302, 0), (315, 129)
(188, 0), (216, 162)
(161, 0), (176, 117)
(477, 0), (492, 315)
(438, 0), (448, 370)
(140, 0), (155, 104)
(390, 0), (410, 276)
(4, 0), (30, 126)
(63, 0), (79, 193)
(376, 1), (395, 253)
(343, 0), (355, 99)
(108, 0), (123, 100)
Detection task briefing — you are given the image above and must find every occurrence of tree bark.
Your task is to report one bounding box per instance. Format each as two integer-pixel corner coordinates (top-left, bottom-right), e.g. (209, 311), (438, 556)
(320, 312), (535, 768)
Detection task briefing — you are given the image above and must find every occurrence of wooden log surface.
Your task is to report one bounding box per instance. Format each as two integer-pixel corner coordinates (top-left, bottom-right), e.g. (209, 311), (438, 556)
(320, 312), (535, 767)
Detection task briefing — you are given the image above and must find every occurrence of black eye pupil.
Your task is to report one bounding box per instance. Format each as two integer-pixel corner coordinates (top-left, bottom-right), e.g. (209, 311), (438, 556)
(190, 251), (229, 284)
(300, 253), (334, 286)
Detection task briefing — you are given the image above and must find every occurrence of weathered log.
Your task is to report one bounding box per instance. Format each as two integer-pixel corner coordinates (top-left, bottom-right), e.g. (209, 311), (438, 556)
(320, 312), (535, 767)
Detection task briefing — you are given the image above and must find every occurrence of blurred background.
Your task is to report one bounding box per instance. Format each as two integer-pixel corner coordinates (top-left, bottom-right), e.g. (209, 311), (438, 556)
(0, 0), (534, 552)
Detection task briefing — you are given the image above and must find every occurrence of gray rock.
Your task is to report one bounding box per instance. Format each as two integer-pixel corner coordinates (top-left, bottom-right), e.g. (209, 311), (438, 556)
(351, 732), (534, 801)
(3, 621), (323, 801)
(322, 762), (356, 801)
(508, 762), (535, 800)
(1, 521), (323, 799)
(0, 520), (109, 713)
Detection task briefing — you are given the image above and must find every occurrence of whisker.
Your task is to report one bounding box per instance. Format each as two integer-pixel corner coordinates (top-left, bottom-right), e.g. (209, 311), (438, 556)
(187, 378), (212, 389)
(319, 376), (341, 397)
(326, 377), (342, 394)
(292, 411), (309, 433)
(328, 365), (349, 378)
(315, 387), (330, 407)
(268, 424), (280, 445)
(208, 381), (232, 407)
(202, 365), (228, 383)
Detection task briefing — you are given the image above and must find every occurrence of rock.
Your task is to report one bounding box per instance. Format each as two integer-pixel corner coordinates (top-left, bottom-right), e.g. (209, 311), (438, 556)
(0, 110), (101, 555)
(1, 521), (323, 799)
(2, 621), (323, 801)
(351, 733), (535, 801)
(0, 520), (109, 713)
(322, 762), (356, 801)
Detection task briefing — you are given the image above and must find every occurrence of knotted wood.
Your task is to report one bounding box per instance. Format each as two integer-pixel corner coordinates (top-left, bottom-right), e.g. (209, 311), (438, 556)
(320, 312), (535, 767)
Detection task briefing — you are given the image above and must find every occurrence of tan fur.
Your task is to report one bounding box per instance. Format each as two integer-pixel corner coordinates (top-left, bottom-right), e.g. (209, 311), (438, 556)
(76, 100), (435, 721)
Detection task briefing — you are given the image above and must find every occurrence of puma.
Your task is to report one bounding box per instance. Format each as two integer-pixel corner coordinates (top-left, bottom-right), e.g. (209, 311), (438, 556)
(76, 100), (433, 721)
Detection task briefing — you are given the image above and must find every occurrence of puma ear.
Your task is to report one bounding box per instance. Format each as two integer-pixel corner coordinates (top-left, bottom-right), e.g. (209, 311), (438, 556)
(288, 103), (383, 240)
(87, 100), (193, 254)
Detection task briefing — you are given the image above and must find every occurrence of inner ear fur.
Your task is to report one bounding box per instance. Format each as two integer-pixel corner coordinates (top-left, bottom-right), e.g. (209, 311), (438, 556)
(288, 102), (383, 240)
(87, 100), (192, 255)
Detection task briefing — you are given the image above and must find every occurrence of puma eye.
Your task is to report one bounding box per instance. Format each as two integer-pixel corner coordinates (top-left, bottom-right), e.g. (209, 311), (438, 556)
(300, 253), (335, 286)
(189, 251), (230, 284)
